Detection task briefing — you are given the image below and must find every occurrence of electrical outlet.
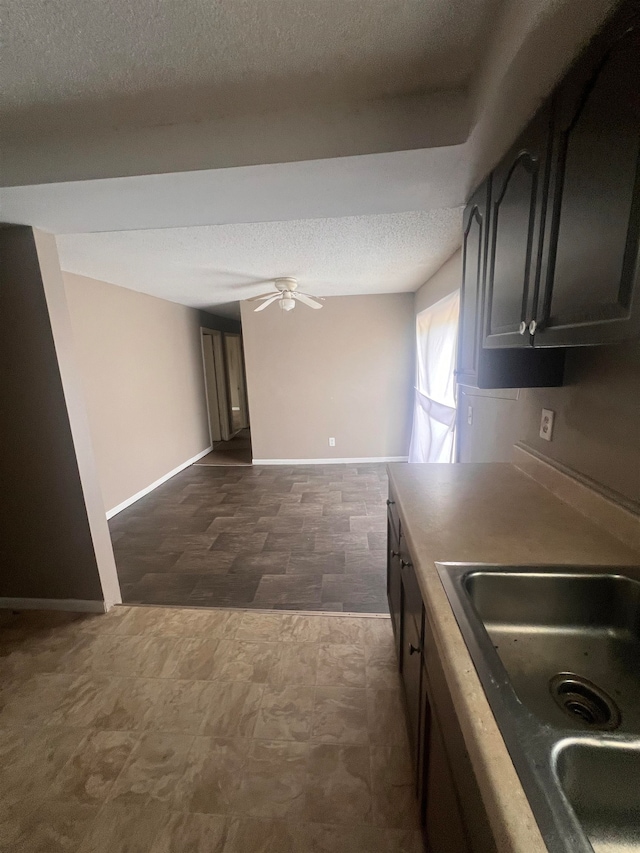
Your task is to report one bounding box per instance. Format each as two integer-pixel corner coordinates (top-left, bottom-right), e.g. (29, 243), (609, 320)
(467, 406), (473, 426)
(328, 437), (336, 447)
(540, 409), (555, 441)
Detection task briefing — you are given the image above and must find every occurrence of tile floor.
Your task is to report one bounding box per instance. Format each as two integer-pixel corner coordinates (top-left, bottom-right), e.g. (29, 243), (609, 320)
(195, 429), (252, 467)
(110, 463), (389, 612)
(0, 606), (422, 853)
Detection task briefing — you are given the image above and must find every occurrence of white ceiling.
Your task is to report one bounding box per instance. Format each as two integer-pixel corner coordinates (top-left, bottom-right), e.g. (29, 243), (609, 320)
(3, 0), (615, 320)
(3, 0), (499, 136)
(56, 209), (463, 315)
(1, 148), (467, 234)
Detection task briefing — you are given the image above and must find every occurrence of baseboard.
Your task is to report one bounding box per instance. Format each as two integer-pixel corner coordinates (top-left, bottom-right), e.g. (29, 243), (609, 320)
(252, 456), (409, 465)
(0, 598), (107, 613)
(106, 446), (213, 518)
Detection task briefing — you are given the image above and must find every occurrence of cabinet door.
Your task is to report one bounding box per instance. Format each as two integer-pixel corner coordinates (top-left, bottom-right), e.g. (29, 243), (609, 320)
(457, 173), (565, 392)
(484, 104), (552, 349)
(387, 515), (402, 664)
(423, 612), (498, 853)
(400, 603), (423, 763)
(418, 659), (432, 822)
(457, 178), (490, 383)
(536, 5), (640, 346)
(423, 711), (472, 853)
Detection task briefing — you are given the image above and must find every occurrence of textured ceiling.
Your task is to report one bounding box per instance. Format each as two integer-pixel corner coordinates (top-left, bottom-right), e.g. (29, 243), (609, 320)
(3, 0), (500, 135)
(1, 148), (468, 234)
(56, 209), (463, 314)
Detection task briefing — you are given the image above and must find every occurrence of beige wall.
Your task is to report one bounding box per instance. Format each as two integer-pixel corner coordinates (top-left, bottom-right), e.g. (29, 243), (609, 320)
(415, 249), (461, 315)
(0, 228), (117, 605)
(459, 341), (640, 507)
(241, 294), (414, 461)
(416, 247), (640, 508)
(64, 273), (211, 512)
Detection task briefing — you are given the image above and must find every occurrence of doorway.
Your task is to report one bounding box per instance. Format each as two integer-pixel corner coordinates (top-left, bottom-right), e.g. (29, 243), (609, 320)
(224, 333), (249, 434)
(199, 329), (252, 465)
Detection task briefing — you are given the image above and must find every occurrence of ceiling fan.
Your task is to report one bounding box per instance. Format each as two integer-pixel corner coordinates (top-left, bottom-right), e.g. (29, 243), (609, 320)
(246, 277), (324, 312)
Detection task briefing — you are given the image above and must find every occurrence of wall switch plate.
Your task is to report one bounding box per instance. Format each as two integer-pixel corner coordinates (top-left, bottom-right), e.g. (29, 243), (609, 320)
(540, 409), (555, 441)
(467, 406), (473, 426)
(328, 437), (336, 447)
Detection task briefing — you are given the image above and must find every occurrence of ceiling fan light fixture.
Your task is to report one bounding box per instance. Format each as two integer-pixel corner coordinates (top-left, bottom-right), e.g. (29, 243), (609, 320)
(251, 277), (322, 312)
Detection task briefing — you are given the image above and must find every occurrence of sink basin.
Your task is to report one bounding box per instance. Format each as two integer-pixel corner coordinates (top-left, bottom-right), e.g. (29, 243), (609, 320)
(555, 740), (640, 852)
(436, 563), (640, 853)
(465, 572), (640, 733)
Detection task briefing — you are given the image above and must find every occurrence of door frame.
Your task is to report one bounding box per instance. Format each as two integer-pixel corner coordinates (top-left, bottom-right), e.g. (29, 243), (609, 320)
(200, 328), (231, 443)
(222, 332), (250, 433)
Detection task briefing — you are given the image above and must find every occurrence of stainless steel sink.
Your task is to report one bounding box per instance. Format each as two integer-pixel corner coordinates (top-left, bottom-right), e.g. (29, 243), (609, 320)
(554, 740), (640, 852)
(466, 571), (640, 734)
(436, 564), (640, 853)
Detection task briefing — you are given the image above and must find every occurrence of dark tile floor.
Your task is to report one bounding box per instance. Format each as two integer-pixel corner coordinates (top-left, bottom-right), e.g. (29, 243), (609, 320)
(109, 463), (390, 612)
(195, 428), (252, 466)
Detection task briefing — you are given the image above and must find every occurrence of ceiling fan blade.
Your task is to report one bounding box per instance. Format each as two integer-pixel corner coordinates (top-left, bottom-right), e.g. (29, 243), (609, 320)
(246, 292), (279, 302)
(254, 294), (281, 312)
(293, 292), (323, 309)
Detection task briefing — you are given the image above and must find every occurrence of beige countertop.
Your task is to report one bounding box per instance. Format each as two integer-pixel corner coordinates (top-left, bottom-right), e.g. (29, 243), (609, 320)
(387, 461), (640, 853)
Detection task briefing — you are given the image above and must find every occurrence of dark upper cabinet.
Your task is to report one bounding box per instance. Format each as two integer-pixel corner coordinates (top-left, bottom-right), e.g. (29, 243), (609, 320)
(458, 180), (489, 383)
(484, 103), (553, 349)
(478, 0), (640, 351)
(535, 3), (640, 346)
(457, 176), (565, 389)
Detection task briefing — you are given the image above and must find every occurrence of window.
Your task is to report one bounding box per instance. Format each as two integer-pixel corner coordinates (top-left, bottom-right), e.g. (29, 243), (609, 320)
(408, 290), (459, 463)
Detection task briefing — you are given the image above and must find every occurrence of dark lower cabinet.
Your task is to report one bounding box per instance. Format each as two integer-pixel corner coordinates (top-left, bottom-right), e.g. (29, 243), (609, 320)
(423, 705), (472, 853)
(387, 526), (402, 664)
(388, 489), (498, 853)
(387, 498), (403, 664)
(422, 599), (498, 853)
(401, 606), (423, 757)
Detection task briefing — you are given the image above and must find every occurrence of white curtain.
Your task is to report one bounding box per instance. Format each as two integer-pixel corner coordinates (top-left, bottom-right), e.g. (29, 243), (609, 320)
(408, 290), (460, 463)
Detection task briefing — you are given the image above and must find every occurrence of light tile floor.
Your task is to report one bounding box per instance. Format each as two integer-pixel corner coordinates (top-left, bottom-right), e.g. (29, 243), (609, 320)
(0, 606), (422, 853)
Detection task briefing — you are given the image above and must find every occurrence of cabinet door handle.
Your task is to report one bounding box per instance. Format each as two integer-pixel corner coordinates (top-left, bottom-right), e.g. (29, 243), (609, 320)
(518, 321), (528, 335)
(401, 559), (412, 569)
(529, 319), (537, 335)
(409, 643), (421, 656)
(391, 551), (400, 558)
(386, 499), (395, 506)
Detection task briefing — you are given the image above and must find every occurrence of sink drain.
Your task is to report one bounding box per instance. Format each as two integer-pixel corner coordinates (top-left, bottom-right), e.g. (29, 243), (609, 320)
(549, 673), (621, 731)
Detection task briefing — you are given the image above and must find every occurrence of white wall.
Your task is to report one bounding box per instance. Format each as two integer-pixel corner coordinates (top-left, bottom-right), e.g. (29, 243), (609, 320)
(466, 0), (617, 189)
(414, 249), (461, 315)
(64, 273), (211, 513)
(241, 294), (414, 461)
